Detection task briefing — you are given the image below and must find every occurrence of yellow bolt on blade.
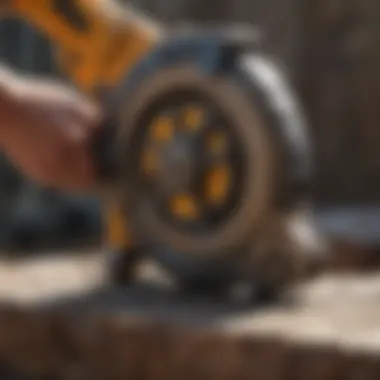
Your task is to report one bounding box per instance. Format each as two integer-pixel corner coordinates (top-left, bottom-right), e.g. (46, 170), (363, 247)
(150, 116), (174, 142)
(169, 193), (199, 221)
(183, 107), (204, 131)
(205, 165), (230, 205)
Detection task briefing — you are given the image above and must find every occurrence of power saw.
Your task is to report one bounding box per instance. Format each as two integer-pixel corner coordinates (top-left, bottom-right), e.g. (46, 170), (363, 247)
(3, 0), (319, 299)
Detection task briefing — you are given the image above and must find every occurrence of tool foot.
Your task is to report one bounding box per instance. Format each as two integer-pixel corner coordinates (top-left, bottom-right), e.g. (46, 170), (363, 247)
(107, 247), (143, 287)
(180, 277), (229, 296)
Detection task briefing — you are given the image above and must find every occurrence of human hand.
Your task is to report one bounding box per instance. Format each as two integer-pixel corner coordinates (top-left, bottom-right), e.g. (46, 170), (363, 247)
(0, 78), (102, 192)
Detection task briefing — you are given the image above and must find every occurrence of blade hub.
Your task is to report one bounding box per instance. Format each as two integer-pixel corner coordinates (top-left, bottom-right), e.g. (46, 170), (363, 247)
(154, 135), (198, 194)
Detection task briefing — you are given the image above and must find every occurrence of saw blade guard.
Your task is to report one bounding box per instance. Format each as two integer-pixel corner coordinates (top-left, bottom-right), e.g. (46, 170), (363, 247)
(114, 28), (312, 274)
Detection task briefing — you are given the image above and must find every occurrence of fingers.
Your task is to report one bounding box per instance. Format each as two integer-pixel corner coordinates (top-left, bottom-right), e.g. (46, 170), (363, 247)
(63, 96), (103, 138)
(20, 78), (102, 125)
(51, 103), (102, 191)
(31, 143), (97, 193)
(57, 124), (99, 191)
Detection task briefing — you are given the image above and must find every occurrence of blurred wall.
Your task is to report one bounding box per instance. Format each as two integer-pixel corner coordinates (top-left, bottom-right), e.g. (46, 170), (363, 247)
(0, 18), (56, 74)
(297, 0), (380, 205)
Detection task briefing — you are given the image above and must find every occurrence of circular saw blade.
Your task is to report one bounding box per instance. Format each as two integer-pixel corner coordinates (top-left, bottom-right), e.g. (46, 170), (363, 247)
(115, 50), (311, 271)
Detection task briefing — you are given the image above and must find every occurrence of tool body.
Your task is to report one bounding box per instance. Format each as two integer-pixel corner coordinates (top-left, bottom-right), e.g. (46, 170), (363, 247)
(114, 30), (315, 294)
(3, 0), (317, 298)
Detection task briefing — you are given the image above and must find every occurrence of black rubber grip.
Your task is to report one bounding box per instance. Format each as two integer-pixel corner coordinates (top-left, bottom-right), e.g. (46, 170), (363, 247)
(53, 0), (89, 32)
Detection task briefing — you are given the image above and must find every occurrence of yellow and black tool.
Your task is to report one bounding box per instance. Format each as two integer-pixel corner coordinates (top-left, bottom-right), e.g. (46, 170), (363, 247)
(3, 0), (314, 298)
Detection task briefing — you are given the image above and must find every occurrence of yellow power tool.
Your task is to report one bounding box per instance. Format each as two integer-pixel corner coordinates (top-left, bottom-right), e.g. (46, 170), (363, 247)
(3, 0), (315, 299)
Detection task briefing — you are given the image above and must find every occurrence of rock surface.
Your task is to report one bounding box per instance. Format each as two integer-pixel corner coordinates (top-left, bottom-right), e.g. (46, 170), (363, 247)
(0, 252), (379, 379)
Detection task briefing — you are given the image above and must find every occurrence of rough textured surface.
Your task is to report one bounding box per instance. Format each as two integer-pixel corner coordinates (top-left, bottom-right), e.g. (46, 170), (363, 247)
(0, 251), (379, 379)
(297, 0), (380, 203)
